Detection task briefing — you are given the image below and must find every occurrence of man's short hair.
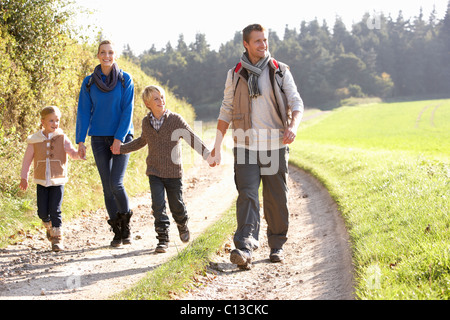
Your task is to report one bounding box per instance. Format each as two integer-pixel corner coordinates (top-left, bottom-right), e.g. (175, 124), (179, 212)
(242, 24), (266, 43)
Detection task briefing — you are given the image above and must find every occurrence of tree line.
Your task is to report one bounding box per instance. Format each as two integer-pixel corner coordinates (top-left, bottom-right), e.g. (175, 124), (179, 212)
(124, 2), (450, 113)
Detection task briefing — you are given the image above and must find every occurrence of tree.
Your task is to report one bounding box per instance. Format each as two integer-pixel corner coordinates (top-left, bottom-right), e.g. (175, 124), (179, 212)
(122, 44), (138, 64)
(0, 0), (80, 129)
(437, 1), (450, 93)
(135, 6), (450, 109)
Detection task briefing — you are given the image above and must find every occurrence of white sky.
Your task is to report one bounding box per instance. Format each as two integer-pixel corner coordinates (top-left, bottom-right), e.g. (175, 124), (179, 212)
(72, 0), (448, 55)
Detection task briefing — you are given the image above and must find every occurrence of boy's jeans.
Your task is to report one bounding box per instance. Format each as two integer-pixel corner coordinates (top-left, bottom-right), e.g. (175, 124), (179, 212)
(149, 175), (188, 231)
(91, 135), (132, 220)
(37, 184), (64, 228)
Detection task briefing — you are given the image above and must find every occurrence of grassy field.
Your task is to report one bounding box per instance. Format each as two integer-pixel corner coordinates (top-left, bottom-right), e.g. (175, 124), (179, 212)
(290, 99), (450, 299)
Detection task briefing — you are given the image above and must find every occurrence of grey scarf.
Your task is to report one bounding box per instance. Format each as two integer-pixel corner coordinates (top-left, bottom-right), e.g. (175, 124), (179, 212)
(92, 62), (120, 93)
(240, 51), (271, 99)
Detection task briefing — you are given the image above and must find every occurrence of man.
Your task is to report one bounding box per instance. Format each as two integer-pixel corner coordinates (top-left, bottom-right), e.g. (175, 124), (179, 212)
(208, 24), (304, 269)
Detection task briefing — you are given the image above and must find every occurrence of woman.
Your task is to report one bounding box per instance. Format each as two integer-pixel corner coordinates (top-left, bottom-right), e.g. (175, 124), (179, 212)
(76, 40), (134, 247)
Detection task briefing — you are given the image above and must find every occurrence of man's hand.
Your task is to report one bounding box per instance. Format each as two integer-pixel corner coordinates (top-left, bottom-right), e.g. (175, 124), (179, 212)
(207, 148), (221, 167)
(282, 127), (297, 144)
(283, 111), (301, 144)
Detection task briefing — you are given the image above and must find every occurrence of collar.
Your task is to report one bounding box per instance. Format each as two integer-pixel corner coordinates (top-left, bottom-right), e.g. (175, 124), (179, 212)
(149, 109), (168, 120)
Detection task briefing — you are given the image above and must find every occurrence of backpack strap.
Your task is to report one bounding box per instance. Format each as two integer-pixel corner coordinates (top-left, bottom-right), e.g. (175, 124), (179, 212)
(232, 62), (243, 92)
(86, 75), (94, 93)
(118, 69), (125, 88)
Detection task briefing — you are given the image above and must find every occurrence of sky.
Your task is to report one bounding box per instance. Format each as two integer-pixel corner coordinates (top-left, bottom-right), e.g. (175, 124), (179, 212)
(72, 0), (448, 55)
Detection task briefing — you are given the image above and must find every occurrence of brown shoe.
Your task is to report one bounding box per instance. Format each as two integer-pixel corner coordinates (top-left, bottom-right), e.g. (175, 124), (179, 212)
(50, 227), (64, 252)
(177, 223), (190, 243)
(155, 241), (169, 253)
(43, 221), (52, 241)
(230, 248), (252, 270)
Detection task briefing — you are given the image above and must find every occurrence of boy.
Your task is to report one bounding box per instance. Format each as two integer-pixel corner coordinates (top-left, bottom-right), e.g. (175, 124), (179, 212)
(116, 85), (210, 252)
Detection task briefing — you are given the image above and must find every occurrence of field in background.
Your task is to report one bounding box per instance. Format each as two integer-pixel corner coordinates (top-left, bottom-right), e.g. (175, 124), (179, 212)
(290, 99), (450, 299)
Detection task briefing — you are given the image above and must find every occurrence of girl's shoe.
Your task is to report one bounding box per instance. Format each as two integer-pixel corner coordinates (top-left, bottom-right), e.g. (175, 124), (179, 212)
(43, 221), (52, 241)
(50, 227), (64, 252)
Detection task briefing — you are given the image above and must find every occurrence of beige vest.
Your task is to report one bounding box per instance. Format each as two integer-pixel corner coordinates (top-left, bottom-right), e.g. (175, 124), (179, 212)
(30, 133), (68, 186)
(231, 58), (291, 145)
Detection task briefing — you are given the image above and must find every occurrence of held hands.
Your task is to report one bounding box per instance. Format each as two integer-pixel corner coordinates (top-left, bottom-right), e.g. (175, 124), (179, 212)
(111, 139), (121, 155)
(78, 142), (87, 160)
(207, 148), (221, 167)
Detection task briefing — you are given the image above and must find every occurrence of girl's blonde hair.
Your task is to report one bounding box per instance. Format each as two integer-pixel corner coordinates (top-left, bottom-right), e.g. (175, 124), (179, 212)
(142, 85), (166, 104)
(40, 106), (61, 119)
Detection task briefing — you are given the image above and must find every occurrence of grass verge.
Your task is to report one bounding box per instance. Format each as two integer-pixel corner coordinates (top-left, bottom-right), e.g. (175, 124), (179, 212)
(289, 99), (450, 299)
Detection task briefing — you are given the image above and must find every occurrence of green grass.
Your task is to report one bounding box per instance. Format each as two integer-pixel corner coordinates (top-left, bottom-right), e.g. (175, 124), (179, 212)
(290, 99), (450, 299)
(113, 203), (236, 300)
(300, 100), (450, 156)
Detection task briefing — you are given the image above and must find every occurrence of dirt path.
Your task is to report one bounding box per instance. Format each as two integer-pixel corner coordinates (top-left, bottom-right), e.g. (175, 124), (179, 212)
(180, 165), (354, 300)
(0, 145), (354, 300)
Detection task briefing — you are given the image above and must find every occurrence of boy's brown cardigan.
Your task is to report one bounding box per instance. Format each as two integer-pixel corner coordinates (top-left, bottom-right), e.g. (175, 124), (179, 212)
(120, 110), (210, 178)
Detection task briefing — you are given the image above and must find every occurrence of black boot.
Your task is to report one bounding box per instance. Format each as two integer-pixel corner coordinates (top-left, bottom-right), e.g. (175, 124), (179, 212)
(119, 210), (133, 245)
(107, 218), (122, 247)
(155, 227), (169, 253)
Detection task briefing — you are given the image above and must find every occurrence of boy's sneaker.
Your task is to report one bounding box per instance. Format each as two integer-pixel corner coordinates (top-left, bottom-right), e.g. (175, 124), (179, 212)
(155, 228), (169, 253)
(177, 223), (190, 243)
(269, 248), (284, 263)
(155, 241), (169, 253)
(230, 248), (252, 270)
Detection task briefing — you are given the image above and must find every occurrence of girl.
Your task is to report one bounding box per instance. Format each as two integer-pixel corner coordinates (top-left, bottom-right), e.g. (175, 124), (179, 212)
(75, 40), (135, 247)
(20, 106), (83, 252)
